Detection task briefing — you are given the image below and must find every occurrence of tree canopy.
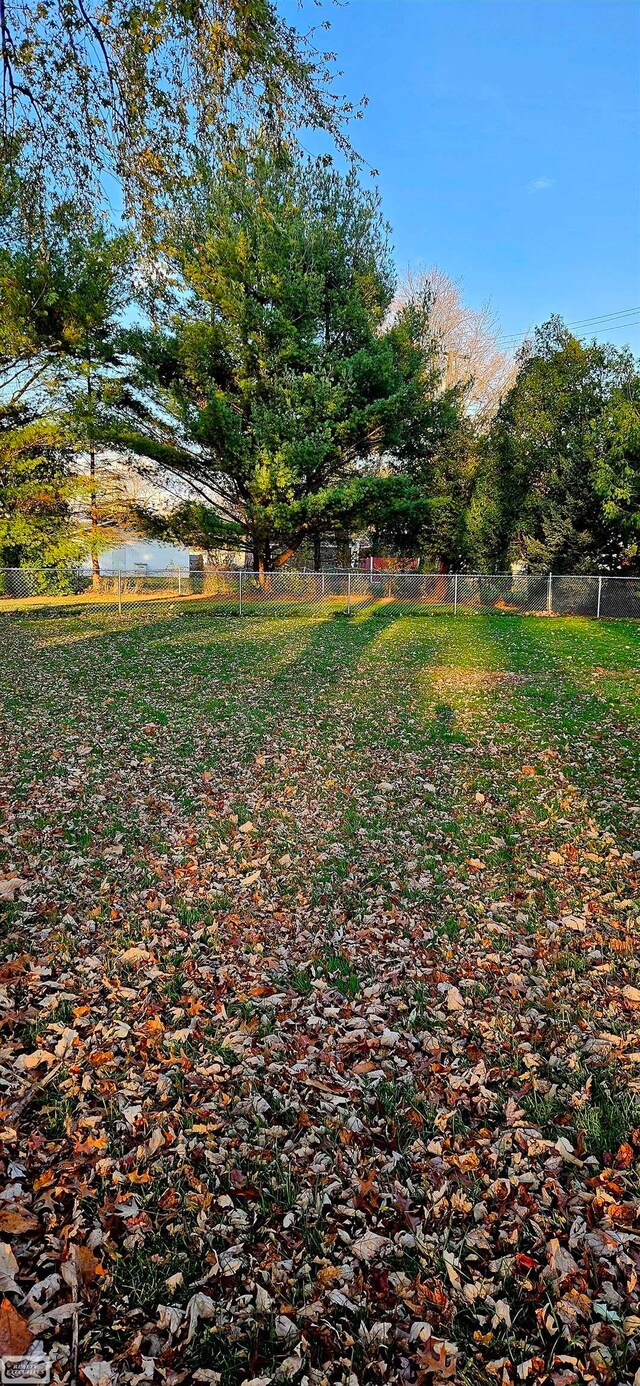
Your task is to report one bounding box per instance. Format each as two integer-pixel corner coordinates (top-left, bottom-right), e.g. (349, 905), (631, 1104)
(0, 132), (638, 577)
(0, 404), (85, 568)
(0, 197), (134, 568)
(0, 0), (358, 224)
(468, 317), (640, 573)
(115, 147), (460, 570)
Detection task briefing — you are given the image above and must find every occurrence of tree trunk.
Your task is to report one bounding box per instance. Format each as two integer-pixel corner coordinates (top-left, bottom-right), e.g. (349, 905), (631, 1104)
(434, 559), (449, 604)
(87, 353), (100, 589)
(256, 548), (270, 591)
(89, 447), (100, 587)
(313, 533), (321, 571)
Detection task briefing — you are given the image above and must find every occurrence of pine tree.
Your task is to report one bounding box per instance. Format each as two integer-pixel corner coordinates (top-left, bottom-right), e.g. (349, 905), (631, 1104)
(114, 148), (450, 570)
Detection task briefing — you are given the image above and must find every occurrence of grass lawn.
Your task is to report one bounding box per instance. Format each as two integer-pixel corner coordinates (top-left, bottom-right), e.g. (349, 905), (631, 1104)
(0, 607), (639, 1385)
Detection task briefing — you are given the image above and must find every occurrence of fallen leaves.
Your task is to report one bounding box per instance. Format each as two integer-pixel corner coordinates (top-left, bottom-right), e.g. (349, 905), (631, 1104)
(0, 1207), (39, 1235)
(350, 1231), (390, 1262)
(63, 1244), (105, 1288)
(414, 1331), (458, 1378)
(185, 1291), (217, 1341)
(0, 877), (26, 901)
(118, 945), (153, 965)
(0, 610), (638, 1385)
(0, 1297), (32, 1357)
(0, 1246), (21, 1296)
(13, 1048), (55, 1072)
(81, 1362), (114, 1386)
(545, 1237), (579, 1284)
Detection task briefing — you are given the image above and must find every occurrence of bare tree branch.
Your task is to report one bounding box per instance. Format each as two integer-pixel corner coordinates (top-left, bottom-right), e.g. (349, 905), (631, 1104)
(395, 266), (516, 421)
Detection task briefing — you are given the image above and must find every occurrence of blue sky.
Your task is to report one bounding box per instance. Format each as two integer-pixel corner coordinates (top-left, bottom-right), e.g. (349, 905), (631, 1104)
(291, 0), (640, 355)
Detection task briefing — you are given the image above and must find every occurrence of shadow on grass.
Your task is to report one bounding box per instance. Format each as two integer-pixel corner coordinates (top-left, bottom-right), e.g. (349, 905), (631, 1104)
(473, 615), (640, 844)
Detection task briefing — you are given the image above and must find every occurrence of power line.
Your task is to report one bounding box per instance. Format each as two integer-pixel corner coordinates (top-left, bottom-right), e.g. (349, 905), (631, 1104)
(497, 306), (640, 340)
(498, 307), (640, 340)
(497, 305), (640, 346)
(586, 318), (640, 336)
(498, 319), (639, 344)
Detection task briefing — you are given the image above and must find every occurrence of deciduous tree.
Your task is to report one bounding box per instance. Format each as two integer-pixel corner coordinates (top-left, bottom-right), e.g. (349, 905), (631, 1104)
(0, 0), (358, 224)
(395, 266), (515, 421)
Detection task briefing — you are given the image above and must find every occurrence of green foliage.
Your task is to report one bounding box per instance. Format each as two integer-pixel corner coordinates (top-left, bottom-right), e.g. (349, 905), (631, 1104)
(590, 388), (640, 566)
(470, 316), (640, 572)
(409, 415), (478, 571)
(0, 1), (358, 226)
(0, 196), (135, 570)
(118, 147), (446, 568)
(294, 473), (434, 554)
(136, 501), (245, 554)
(0, 196), (130, 374)
(376, 296), (478, 571)
(0, 406), (85, 567)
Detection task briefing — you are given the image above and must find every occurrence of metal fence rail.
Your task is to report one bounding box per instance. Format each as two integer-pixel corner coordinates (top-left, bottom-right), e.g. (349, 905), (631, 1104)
(0, 568), (639, 621)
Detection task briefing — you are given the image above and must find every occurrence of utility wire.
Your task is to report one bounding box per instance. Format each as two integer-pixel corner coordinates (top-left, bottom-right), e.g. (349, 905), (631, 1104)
(498, 306), (640, 339)
(497, 307), (639, 339)
(497, 306), (640, 347)
(585, 318), (640, 335)
(498, 320), (638, 344)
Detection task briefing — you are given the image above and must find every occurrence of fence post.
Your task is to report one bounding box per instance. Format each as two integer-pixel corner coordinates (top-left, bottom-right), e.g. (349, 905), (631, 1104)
(117, 569), (122, 617)
(346, 571), (352, 616)
(453, 572), (458, 616)
(547, 572), (553, 614)
(596, 575), (602, 619)
(178, 569), (182, 596)
(321, 571), (325, 597)
(238, 569), (243, 616)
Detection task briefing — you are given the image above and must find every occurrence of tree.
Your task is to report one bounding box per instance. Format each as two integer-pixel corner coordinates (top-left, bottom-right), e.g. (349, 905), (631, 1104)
(57, 220), (131, 581)
(468, 317), (640, 572)
(0, 195), (132, 572)
(145, 472), (436, 567)
(589, 385), (640, 570)
(385, 269), (501, 571)
(395, 267), (515, 422)
(115, 148), (444, 572)
(0, 182), (80, 401)
(0, 405), (85, 569)
(0, 0), (358, 224)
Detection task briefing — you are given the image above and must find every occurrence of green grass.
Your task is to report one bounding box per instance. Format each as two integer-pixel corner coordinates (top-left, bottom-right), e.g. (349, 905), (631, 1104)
(1, 605), (639, 1384)
(2, 605), (638, 956)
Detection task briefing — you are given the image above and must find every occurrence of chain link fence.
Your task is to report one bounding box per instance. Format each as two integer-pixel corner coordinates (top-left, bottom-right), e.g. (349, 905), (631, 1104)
(0, 567), (639, 621)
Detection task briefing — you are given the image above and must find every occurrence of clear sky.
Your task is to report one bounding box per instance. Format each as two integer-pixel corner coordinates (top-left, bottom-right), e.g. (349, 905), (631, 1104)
(291, 0), (640, 355)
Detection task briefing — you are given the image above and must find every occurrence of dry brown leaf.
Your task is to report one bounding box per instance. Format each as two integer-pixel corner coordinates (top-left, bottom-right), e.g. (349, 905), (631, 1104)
(0, 1207), (39, 1235)
(0, 1297), (33, 1357)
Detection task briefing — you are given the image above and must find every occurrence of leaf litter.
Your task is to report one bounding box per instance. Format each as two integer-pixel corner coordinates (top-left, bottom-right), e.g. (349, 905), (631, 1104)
(0, 608), (638, 1386)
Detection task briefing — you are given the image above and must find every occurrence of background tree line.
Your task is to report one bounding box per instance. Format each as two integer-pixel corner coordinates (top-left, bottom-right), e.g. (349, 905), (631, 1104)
(1, 2), (638, 576)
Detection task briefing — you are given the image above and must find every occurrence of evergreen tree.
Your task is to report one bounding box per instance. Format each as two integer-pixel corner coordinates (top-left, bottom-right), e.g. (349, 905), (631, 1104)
(117, 148), (449, 571)
(57, 220), (131, 581)
(0, 196), (131, 571)
(469, 317), (640, 572)
(0, 406), (84, 569)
